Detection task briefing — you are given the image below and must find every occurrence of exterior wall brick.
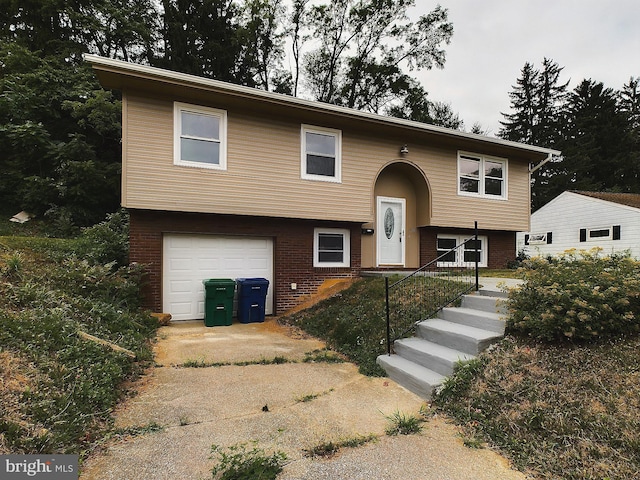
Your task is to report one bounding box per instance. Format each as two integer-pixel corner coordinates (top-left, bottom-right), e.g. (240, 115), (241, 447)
(129, 209), (361, 315)
(420, 226), (516, 269)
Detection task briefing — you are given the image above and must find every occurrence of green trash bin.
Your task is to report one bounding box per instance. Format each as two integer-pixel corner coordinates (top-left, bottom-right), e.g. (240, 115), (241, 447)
(202, 278), (235, 327)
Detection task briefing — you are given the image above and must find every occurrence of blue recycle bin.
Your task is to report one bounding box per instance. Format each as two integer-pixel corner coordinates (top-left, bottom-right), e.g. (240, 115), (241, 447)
(236, 278), (269, 323)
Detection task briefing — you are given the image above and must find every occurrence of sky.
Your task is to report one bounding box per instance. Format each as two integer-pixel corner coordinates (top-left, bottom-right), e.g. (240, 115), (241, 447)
(411, 0), (640, 136)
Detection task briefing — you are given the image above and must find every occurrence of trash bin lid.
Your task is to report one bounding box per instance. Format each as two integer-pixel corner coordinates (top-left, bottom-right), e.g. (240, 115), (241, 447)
(236, 277), (269, 285)
(203, 278), (235, 286)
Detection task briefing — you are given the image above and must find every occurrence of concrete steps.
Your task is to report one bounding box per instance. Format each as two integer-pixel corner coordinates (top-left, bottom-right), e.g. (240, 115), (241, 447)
(377, 288), (508, 399)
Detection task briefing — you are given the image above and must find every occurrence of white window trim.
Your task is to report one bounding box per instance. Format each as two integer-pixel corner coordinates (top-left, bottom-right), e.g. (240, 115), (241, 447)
(174, 102), (227, 170)
(313, 228), (350, 268)
(301, 124), (342, 183)
(587, 226), (613, 241)
(436, 234), (488, 268)
(457, 152), (508, 199)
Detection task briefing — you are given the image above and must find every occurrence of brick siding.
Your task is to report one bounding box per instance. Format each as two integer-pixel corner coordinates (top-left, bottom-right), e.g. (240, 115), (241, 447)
(420, 226), (516, 269)
(129, 209), (361, 315)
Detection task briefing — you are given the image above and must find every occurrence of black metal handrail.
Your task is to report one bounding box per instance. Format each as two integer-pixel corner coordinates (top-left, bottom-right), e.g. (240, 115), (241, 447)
(384, 222), (480, 355)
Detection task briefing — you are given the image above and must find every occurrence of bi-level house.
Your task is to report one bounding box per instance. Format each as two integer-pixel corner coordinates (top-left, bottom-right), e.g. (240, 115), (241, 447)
(86, 55), (558, 321)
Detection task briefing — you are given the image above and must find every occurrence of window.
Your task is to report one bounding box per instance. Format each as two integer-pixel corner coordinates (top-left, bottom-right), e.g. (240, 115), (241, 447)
(458, 152), (506, 198)
(314, 228), (350, 267)
(580, 226), (621, 242)
(302, 125), (341, 182)
(525, 232), (552, 245)
(436, 234), (488, 267)
(174, 102), (227, 170)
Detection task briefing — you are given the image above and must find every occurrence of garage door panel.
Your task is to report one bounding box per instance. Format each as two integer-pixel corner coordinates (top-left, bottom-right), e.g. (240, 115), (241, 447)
(163, 234), (273, 321)
(169, 280), (193, 293)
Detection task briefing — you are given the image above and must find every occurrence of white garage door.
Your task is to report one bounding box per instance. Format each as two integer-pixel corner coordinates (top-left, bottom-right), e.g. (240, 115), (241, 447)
(163, 234), (274, 321)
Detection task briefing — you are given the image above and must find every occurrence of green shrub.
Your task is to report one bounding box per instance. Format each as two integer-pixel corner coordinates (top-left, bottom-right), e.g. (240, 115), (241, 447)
(78, 209), (130, 267)
(507, 250), (640, 342)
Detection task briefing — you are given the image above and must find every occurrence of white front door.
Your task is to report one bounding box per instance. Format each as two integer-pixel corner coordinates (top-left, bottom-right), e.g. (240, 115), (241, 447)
(377, 196), (406, 266)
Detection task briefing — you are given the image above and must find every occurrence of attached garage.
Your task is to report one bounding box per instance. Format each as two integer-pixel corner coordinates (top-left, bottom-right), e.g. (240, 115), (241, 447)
(163, 234), (274, 321)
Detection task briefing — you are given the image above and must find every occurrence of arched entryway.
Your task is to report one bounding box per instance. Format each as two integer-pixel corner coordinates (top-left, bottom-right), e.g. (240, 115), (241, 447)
(361, 161), (431, 268)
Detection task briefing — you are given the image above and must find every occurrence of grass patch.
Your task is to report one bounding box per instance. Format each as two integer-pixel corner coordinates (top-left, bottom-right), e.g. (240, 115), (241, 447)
(281, 276), (470, 376)
(302, 349), (345, 364)
(210, 442), (286, 480)
(111, 422), (164, 437)
(384, 410), (425, 436)
(177, 356), (292, 368)
(0, 235), (157, 455)
(295, 388), (334, 403)
(304, 434), (378, 457)
(434, 335), (640, 479)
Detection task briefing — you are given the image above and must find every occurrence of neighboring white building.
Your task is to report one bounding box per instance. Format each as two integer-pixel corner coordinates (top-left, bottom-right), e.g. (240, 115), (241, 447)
(517, 191), (640, 258)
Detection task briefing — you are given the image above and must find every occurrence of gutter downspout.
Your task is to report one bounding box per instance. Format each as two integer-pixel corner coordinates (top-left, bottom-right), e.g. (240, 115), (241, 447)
(529, 153), (554, 174)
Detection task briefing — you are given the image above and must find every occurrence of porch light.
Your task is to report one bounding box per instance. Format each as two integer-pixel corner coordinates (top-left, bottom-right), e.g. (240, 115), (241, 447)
(400, 144), (409, 155)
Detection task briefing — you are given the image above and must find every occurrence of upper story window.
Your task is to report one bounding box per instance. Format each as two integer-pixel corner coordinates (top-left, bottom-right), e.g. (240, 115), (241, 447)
(301, 125), (342, 182)
(174, 102), (227, 170)
(458, 152), (507, 199)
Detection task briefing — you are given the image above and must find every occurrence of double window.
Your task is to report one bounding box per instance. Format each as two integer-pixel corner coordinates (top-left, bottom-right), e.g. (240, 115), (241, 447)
(313, 228), (350, 267)
(174, 102), (227, 170)
(302, 125), (342, 182)
(458, 152), (506, 198)
(436, 234), (487, 267)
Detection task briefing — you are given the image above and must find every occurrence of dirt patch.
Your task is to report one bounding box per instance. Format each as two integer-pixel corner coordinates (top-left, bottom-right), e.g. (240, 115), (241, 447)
(282, 278), (356, 316)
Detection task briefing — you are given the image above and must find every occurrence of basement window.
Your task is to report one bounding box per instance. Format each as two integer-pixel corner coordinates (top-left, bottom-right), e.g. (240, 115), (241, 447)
(314, 228), (350, 267)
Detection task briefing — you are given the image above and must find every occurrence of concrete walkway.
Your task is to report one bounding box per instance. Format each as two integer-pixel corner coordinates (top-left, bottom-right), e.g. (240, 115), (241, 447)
(80, 319), (527, 480)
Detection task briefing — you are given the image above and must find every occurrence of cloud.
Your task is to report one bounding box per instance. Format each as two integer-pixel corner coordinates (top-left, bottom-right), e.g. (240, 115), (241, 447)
(413, 0), (640, 134)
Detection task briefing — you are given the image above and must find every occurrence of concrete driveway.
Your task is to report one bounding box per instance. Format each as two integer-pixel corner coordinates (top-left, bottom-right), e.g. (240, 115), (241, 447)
(80, 319), (527, 480)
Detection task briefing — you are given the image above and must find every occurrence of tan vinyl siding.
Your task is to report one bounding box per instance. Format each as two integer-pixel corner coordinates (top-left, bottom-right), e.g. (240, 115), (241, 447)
(123, 94), (531, 231)
(124, 95), (376, 222)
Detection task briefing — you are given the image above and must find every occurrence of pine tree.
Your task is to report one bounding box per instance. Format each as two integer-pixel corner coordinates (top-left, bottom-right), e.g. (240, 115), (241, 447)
(499, 59), (568, 210)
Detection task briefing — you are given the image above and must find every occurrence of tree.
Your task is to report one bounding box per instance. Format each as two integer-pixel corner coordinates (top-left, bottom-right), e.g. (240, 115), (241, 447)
(0, 0), (148, 227)
(289, 0), (309, 96)
(386, 81), (462, 129)
(558, 79), (639, 194)
(157, 0), (251, 84)
(0, 43), (122, 227)
(499, 58), (568, 147)
(499, 59), (569, 210)
(241, 0), (288, 91)
(301, 0), (452, 113)
(619, 76), (640, 130)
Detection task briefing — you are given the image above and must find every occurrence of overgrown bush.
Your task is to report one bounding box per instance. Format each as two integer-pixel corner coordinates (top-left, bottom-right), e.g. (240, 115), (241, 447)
(78, 209), (130, 267)
(507, 249), (640, 342)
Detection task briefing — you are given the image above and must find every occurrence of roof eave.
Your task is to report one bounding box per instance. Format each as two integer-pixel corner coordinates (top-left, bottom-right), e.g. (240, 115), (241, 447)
(84, 54), (561, 158)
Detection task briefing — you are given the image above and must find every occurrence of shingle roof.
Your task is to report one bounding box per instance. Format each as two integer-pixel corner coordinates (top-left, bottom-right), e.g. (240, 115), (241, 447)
(572, 191), (640, 209)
